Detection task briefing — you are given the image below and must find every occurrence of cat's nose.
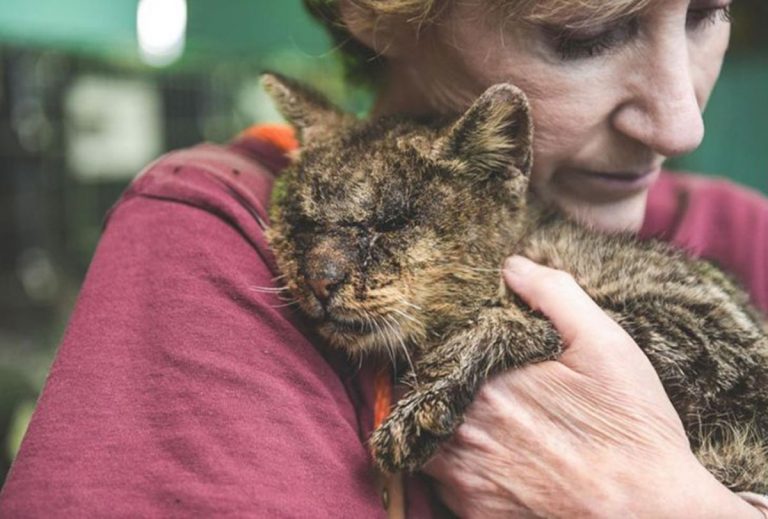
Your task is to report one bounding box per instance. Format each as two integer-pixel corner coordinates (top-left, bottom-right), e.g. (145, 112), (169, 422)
(305, 239), (352, 304)
(307, 278), (343, 303)
(306, 264), (347, 303)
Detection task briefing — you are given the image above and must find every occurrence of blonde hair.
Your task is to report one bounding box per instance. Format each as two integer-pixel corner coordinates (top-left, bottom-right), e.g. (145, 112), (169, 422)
(303, 0), (653, 87)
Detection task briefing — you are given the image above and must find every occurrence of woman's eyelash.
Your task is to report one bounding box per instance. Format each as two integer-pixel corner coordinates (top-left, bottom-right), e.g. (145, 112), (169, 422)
(686, 5), (733, 30)
(551, 4), (733, 62)
(555, 32), (618, 61)
(551, 21), (638, 61)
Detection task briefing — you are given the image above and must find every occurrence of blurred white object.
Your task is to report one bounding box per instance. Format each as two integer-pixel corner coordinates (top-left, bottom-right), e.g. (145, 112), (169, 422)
(64, 75), (163, 181)
(137, 0), (187, 67)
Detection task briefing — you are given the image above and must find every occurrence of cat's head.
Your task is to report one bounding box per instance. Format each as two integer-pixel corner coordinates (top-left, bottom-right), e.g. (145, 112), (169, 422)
(262, 73), (533, 355)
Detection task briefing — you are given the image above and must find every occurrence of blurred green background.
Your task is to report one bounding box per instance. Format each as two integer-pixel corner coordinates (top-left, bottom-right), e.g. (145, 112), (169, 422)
(0, 0), (765, 485)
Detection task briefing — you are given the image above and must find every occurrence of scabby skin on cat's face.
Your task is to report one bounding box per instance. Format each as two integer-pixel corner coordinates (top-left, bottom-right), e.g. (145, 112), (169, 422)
(263, 74), (533, 355)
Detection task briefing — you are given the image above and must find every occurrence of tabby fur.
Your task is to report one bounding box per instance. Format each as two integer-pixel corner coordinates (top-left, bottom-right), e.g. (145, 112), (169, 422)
(262, 73), (768, 492)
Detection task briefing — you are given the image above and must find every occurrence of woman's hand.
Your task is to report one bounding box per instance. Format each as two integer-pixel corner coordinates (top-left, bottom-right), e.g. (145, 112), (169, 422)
(423, 256), (762, 519)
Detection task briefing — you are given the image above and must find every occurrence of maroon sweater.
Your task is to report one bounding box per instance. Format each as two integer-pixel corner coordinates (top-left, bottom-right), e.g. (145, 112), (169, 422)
(1, 134), (766, 517)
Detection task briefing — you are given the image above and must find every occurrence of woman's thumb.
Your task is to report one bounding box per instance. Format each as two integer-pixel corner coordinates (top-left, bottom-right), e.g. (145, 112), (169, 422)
(502, 255), (654, 376)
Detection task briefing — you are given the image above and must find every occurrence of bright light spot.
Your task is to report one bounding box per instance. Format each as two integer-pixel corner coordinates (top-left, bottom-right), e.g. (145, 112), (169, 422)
(137, 0), (187, 67)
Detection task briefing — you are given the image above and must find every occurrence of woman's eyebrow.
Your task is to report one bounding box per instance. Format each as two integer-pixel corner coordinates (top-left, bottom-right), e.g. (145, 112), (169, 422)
(520, 0), (653, 30)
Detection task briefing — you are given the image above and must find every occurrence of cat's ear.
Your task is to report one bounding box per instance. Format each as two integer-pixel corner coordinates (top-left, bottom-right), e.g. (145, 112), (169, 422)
(435, 83), (532, 180)
(261, 72), (347, 144)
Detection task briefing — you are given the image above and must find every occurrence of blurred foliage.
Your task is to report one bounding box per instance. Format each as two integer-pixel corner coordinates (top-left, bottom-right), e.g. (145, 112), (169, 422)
(0, 366), (36, 485)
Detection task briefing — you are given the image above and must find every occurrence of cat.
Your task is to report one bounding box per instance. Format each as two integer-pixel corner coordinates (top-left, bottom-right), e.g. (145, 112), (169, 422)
(261, 72), (768, 492)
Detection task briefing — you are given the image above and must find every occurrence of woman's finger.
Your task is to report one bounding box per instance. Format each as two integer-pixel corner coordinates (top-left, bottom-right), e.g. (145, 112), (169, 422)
(502, 255), (648, 369)
(502, 256), (622, 341)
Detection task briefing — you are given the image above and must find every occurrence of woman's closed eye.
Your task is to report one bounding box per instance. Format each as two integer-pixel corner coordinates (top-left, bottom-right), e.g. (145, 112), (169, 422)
(546, 1), (733, 62)
(547, 20), (639, 61)
(686, 2), (733, 31)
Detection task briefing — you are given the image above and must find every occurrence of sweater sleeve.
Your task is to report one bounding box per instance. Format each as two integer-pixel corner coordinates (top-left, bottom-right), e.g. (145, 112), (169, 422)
(0, 144), (384, 518)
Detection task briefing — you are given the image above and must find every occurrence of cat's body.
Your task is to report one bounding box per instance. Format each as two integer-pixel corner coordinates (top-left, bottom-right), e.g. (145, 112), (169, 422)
(262, 74), (768, 492)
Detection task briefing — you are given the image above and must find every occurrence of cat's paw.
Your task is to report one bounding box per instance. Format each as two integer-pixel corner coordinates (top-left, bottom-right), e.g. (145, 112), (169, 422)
(369, 391), (458, 473)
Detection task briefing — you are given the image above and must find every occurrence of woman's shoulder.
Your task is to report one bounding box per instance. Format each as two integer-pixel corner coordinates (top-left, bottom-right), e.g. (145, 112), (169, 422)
(641, 170), (768, 313)
(96, 125), (356, 403)
(0, 128), (388, 517)
(103, 124), (299, 286)
(118, 127), (293, 250)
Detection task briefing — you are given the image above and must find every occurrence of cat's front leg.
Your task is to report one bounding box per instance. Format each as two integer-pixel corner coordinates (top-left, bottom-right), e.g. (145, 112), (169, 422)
(370, 307), (562, 473)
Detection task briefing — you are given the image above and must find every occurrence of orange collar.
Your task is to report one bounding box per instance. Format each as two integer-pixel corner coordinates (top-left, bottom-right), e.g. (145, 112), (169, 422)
(373, 366), (393, 429)
(238, 123), (299, 154)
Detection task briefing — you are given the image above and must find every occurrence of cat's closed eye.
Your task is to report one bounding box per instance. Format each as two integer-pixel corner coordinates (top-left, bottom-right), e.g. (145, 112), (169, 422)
(374, 213), (410, 233)
(288, 213), (325, 236)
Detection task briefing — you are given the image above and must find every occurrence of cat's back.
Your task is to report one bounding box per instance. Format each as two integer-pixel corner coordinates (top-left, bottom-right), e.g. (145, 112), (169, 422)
(520, 215), (765, 338)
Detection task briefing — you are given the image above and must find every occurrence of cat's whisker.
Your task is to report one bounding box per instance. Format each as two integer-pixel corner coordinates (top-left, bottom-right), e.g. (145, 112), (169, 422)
(385, 314), (419, 388)
(400, 300), (423, 311)
(393, 303), (428, 341)
(378, 319), (398, 378)
(251, 285), (290, 293)
(373, 314), (398, 378)
(391, 308), (423, 328)
(365, 313), (383, 350)
(268, 300), (300, 309)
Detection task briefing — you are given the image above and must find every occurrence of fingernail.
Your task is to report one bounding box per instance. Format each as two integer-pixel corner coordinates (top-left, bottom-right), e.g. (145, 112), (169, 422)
(503, 255), (533, 278)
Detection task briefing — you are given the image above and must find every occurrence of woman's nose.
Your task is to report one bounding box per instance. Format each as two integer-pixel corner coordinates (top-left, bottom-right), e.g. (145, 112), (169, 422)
(612, 38), (705, 159)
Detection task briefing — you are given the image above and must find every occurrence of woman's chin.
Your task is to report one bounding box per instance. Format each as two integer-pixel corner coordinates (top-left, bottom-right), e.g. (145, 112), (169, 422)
(550, 190), (650, 233)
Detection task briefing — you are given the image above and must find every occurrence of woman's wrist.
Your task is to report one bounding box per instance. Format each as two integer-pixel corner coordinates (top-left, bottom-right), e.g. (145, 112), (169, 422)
(587, 448), (763, 519)
(641, 457), (766, 519)
(738, 493), (768, 519)
(698, 482), (768, 519)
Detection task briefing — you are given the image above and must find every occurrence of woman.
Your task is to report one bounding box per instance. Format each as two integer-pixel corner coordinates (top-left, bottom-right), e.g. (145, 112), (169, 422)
(1, 0), (766, 517)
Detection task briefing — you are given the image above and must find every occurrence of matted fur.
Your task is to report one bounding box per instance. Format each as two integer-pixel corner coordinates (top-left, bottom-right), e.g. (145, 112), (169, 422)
(263, 73), (768, 492)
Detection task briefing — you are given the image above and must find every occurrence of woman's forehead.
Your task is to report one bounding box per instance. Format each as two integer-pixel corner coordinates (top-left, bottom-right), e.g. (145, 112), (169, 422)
(496, 0), (655, 27)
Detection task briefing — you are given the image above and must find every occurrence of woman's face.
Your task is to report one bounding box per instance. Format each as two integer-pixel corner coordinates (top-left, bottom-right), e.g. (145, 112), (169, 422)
(380, 0), (732, 231)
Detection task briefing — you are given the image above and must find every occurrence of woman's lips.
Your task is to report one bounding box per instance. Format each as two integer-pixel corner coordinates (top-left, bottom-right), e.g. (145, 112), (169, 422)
(553, 167), (661, 203)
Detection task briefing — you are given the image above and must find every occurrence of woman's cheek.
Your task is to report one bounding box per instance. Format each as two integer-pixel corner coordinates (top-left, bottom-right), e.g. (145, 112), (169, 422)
(691, 26), (730, 109)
